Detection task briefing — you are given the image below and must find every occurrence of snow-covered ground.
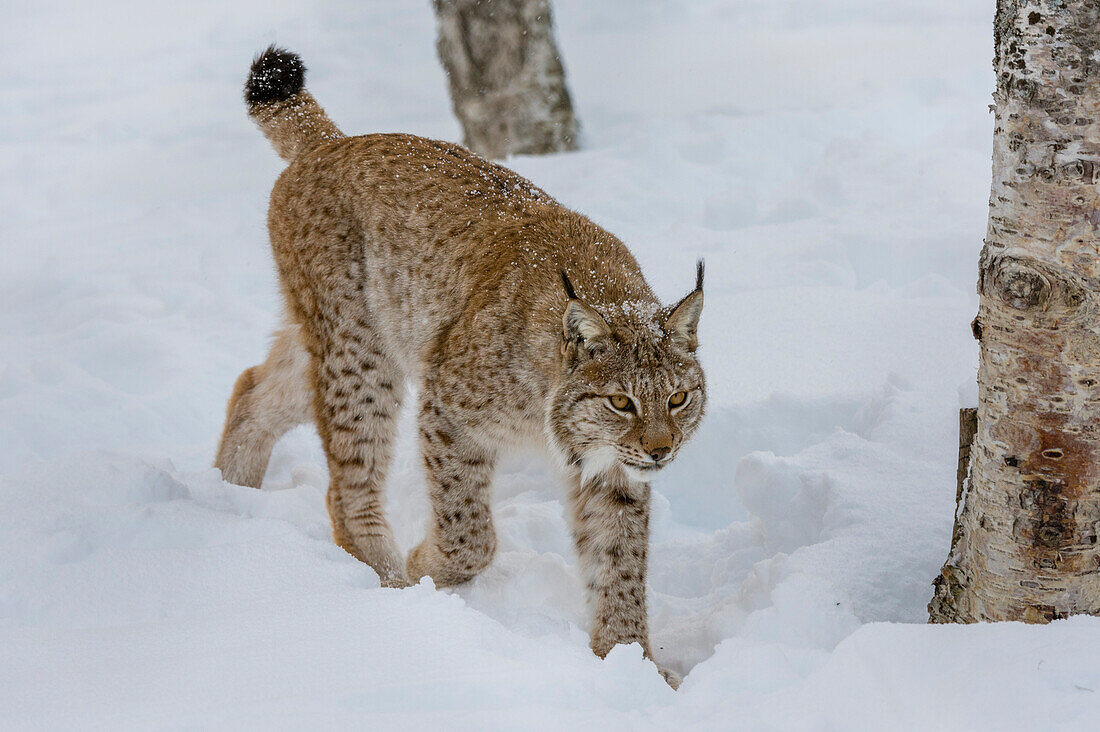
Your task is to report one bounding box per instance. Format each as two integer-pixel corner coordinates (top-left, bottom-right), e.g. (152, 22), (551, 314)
(5, 0), (1099, 728)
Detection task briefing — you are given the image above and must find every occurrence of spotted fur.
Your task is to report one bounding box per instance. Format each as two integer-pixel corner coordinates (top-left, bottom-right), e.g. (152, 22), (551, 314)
(214, 49), (707, 686)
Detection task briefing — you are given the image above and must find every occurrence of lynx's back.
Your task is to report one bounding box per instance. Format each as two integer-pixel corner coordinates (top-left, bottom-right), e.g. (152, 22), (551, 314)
(268, 130), (656, 378)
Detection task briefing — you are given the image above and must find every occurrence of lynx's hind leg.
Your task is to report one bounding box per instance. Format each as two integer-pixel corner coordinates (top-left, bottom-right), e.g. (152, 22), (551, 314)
(406, 382), (498, 586)
(302, 305), (408, 587)
(215, 323), (312, 488)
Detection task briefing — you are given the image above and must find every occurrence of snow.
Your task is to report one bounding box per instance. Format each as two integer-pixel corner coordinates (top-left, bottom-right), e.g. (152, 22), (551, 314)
(3, 0), (1098, 728)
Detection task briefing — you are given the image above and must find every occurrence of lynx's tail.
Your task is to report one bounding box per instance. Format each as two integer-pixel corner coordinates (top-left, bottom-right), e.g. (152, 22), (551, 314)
(244, 46), (345, 162)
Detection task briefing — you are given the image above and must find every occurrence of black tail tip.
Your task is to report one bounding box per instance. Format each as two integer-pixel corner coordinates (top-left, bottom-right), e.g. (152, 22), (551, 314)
(245, 45), (305, 106)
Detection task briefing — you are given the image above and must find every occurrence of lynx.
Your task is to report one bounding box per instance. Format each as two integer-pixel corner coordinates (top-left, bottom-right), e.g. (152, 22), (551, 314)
(215, 47), (706, 687)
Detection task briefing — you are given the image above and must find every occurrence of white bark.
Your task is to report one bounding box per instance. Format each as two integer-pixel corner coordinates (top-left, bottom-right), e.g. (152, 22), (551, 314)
(930, 0), (1100, 623)
(433, 0), (578, 158)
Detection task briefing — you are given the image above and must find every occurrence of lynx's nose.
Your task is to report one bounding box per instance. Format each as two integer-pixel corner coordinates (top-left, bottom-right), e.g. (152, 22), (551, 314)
(648, 446), (671, 462)
(641, 426), (675, 464)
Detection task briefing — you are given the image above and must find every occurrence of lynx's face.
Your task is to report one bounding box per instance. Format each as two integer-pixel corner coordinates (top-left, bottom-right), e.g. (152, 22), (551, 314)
(550, 273), (706, 483)
(552, 334), (706, 482)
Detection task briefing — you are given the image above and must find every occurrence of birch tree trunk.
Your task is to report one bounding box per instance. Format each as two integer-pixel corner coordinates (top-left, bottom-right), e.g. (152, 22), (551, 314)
(433, 0), (579, 159)
(929, 0), (1100, 623)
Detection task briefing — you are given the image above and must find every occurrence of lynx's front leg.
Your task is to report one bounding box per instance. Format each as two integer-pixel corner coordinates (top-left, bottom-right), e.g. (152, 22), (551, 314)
(569, 471), (681, 689)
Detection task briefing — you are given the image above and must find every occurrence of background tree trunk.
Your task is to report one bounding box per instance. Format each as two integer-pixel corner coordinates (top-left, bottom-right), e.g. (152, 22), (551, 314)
(433, 0), (579, 159)
(929, 0), (1100, 623)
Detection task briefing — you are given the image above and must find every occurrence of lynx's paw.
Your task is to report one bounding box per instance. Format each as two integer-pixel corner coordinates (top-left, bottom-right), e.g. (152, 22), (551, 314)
(335, 531), (409, 588)
(404, 541), (438, 583)
(362, 538), (409, 588)
(378, 571), (412, 589)
(406, 538), (494, 587)
(658, 666), (682, 690)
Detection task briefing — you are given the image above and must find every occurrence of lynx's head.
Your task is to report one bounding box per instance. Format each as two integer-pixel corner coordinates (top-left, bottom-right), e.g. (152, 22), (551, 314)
(550, 262), (707, 484)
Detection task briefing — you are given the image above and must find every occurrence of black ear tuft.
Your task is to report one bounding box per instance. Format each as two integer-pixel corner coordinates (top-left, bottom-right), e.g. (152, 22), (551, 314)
(560, 270), (578, 300)
(245, 45), (306, 106)
(695, 258), (705, 292)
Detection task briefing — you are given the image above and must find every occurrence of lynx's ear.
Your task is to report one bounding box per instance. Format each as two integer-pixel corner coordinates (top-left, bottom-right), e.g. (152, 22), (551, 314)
(561, 271), (611, 354)
(666, 260), (704, 351)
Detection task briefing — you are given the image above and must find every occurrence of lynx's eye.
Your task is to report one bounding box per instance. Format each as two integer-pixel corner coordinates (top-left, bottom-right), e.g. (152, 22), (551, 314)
(669, 391), (688, 408)
(608, 394), (636, 413)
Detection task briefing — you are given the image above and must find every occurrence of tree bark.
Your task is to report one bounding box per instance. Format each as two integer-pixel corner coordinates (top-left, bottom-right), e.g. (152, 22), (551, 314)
(433, 0), (579, 159)
(929, 0), (1100, 624)
(956, 407), (979, 507)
